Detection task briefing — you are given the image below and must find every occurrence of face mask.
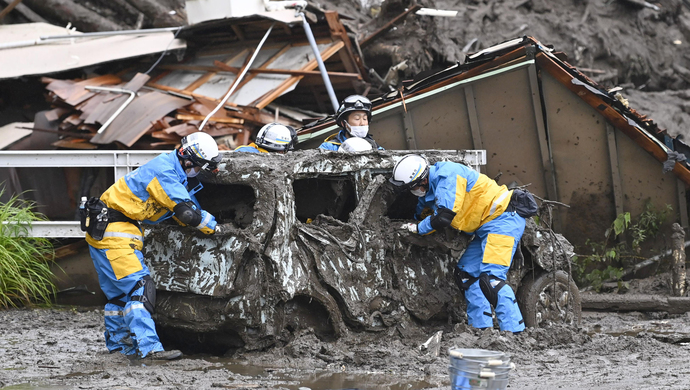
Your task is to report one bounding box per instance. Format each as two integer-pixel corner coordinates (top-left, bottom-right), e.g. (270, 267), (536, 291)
(186, 167), (200, 178)
(348, 124), (369, 138)
(410, 187), (426, 197)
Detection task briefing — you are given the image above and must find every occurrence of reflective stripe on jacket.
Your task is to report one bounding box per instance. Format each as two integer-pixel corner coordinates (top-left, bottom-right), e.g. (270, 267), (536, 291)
(416, 162), (512, 235)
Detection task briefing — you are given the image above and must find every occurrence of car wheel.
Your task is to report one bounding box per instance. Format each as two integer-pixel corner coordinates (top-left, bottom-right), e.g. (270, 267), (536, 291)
(517, 270), (581, 328)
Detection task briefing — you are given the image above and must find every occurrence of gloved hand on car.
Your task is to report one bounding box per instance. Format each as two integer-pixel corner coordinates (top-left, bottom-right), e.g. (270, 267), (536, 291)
(400, 222), (418, 234)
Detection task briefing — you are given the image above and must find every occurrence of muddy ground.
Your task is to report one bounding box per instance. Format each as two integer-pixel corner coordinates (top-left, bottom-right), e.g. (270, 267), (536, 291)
(3, 296), (690, 389)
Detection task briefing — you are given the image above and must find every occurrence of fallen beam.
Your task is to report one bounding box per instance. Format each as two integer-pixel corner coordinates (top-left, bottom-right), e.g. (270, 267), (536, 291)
(360, 4), (422, 48)
(0, 0), (24, 20)
(582, 293), (690, 314)
(176, 113), (244, 124)
(212, 61), (362, 80)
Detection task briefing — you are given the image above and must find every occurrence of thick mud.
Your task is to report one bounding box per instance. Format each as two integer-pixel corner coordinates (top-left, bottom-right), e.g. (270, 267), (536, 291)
(2, 306), (690, 389)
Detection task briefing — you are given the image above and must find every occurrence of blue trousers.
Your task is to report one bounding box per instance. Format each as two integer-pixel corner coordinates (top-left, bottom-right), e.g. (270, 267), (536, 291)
(457, 211), (526, 332)
(89, 246), (164, 357)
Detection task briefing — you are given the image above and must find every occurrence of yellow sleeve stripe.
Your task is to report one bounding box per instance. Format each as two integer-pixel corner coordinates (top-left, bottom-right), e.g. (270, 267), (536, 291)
(146, 176), (177, 211)
(452, 175), (468, 214)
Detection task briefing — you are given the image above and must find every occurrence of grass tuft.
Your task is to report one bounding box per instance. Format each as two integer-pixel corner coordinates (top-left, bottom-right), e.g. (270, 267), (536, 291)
(0, 186), (56, 309)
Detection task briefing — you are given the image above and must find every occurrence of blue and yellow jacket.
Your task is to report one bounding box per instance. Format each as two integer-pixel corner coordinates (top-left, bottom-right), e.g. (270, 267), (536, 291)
(86, 151), (214, 250)
(234, 142), (269, 153)
(318, 130), (384, 151)
(416, 162), (512, 235)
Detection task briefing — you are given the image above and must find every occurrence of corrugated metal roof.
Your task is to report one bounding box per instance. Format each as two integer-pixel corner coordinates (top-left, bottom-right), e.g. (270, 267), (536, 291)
(0, 23), (186, 80)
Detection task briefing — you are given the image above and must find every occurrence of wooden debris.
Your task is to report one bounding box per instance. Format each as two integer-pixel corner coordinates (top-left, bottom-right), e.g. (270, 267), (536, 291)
(22, 0), (125, 31)
(582, 294), (690, 314)
(671, 223), (686, 296)
(176, 114), (244, 124)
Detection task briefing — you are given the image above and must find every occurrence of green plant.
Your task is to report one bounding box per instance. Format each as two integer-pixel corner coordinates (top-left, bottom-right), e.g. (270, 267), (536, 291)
(629, 200), (672, 253)
(0, 187), (56, 309)
(573, 201), (672, 292)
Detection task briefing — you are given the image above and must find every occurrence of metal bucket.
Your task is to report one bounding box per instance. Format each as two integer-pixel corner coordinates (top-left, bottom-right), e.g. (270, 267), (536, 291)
(448, 348), (515, 390)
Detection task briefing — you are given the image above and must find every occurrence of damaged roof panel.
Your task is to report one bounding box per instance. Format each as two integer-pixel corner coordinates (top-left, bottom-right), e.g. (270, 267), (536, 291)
(89, 91), (189, 146)
(0, 23), (185, 80)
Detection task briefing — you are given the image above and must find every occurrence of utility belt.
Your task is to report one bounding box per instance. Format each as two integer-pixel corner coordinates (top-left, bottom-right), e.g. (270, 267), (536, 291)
(79, 197), (139, 241)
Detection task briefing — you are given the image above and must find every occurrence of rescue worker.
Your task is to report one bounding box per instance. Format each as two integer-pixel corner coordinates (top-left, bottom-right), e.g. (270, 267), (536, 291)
(83, 132), (222, 360)
(234, 123), (297, 153)
(389, 154), (531, 333)
(319, 95), (384, 151)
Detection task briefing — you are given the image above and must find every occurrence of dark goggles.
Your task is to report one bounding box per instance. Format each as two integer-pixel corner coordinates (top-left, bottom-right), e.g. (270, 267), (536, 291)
(342, 97), (372, 112)
(183, 151), (222, 173)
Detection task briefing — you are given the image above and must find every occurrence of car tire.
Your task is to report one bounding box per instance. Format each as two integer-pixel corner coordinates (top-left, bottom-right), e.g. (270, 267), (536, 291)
(517, 270), (581, 328)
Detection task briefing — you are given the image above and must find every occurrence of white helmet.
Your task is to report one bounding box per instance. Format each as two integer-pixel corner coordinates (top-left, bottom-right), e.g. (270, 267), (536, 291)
(338, 137), (373, 153)
(178, 132), (221, 172)
(255, 123), (295, 152)
(389, 154), (430, 188)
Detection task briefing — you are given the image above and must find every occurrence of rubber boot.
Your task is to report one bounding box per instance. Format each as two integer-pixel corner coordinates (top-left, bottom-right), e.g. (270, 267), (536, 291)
(145, 349), (183, 360)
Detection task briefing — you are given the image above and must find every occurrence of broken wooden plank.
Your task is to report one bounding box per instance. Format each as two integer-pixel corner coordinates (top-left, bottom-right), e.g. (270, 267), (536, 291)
(22, 0), (125, 31)
(47, 74), (121, 104)
(671, 223), (686, 296)
(176, 114), (244, 124)
(324, 11), (362, 76)
(254, 41), (345, 109)
(581, 294), (690, 314)
(1, 0), (47, 22)
(225, 43), (293, 101)
(360, 4), (422, 48)
(16, 125), (93, 138)
(213, 60), (362, 80)
(0, 0), (24, 20)
(43, 107), (70, 122)
(52, 138), (98, 149)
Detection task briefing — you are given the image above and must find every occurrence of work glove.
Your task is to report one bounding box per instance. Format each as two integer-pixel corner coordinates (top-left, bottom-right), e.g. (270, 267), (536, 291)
(400, 222), (418, 234)
(196, 210), (217, 234)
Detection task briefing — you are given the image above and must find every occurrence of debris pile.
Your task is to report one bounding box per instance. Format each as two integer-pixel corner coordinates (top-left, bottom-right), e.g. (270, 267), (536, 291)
(40, 72), (271, 150)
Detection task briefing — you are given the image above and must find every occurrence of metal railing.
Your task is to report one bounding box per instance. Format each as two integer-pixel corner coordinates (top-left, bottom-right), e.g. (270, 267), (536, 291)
(0, 149), (487, 237)
(0, 150), (164, 237)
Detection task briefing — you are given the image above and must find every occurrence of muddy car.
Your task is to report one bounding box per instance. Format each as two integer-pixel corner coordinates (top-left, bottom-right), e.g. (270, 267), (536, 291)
(144, 150), (580, 354)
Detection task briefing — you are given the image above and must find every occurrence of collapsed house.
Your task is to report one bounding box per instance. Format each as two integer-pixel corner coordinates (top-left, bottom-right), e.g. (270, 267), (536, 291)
(299, 36), (690, 249)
